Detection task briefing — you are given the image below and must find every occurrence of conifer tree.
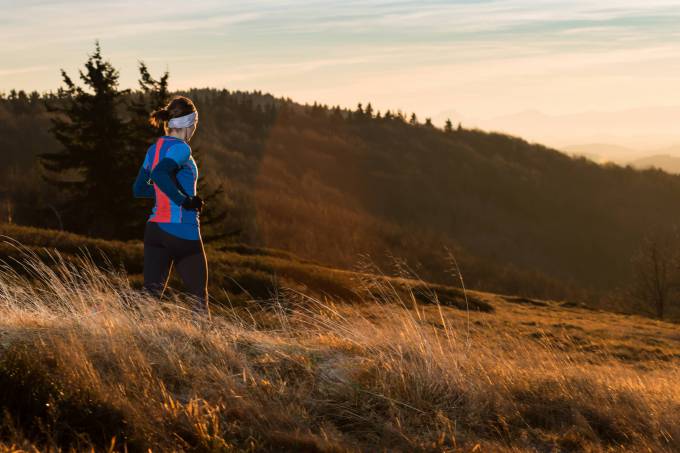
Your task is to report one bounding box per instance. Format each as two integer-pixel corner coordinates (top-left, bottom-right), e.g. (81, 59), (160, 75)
(40, 42), (132, 239)
(124, 63), (171, 236)
(331, 105), (344, 121)
(409, 113), (418, 125)
(355, 102), (364, 118)
(445, 118), (453, 133)
(365, 102), (374, 118)
(130, 62), (170, 139)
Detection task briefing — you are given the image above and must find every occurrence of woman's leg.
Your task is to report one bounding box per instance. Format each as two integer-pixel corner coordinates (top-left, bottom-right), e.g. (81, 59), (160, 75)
(151, 226), (208, 313)
(143, 222), (173, 299)
(174, 243), (209, 313)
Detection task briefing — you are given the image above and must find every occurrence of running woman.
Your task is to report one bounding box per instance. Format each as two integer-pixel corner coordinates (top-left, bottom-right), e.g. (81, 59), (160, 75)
(132, 96), (208, 314)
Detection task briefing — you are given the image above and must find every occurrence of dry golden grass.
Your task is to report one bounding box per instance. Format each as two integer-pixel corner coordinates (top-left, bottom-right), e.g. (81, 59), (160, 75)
(0, 246), (678, 452)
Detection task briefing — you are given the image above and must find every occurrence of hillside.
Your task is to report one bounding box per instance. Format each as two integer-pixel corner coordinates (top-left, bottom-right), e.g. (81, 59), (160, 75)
(0, 227), (678, 451)
(0, 223), (491, 314)
(5, 89), (680, 309)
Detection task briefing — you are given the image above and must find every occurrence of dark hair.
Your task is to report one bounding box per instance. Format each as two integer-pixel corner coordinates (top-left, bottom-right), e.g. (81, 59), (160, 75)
(149, 96), (197, 129)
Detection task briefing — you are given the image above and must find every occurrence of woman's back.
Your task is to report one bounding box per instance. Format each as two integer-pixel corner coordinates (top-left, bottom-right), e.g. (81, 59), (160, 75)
(144, 135), (199, 226)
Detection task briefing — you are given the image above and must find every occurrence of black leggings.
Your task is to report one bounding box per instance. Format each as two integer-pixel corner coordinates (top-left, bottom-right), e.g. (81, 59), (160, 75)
(143, 221), (208, 311)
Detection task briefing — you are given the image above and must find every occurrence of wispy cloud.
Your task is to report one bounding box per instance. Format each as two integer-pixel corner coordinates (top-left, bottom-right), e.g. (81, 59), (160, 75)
(2, 0), (680, 148)
(0, 65), (48, 77)
(0, 4), (262, 44)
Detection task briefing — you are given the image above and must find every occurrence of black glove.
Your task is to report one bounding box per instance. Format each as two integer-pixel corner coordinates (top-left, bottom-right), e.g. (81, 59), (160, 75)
(181, 195), (204, 212)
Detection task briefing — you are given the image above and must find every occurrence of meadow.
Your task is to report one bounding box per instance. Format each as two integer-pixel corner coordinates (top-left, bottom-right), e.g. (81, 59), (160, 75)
(0, 225), (678, 452)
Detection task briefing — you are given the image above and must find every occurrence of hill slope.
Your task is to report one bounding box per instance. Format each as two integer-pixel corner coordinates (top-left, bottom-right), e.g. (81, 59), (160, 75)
(0, 229), (678, 452)
(185, 89), (680, 297)
(0, 223), (492, 313)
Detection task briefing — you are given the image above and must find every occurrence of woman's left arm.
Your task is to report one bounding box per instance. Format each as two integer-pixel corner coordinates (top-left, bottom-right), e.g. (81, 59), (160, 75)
(133, 163), (155, 198)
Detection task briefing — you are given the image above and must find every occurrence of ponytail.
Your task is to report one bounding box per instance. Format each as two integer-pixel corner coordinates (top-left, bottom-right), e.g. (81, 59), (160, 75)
(149, 96), (197, 130)
(149, 108), (170, 128)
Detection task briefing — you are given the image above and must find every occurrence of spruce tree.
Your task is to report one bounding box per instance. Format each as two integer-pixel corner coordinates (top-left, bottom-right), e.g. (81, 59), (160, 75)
(445, 118), (453, 133)
(130, 62), (170, 139)
(40, 42), (132, 239)
(331, 105), (344, 121)
(124, 63), (171, 237)
(365, 102), (374, 118)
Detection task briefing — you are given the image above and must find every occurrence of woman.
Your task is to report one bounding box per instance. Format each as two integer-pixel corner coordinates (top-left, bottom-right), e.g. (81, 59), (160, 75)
(132, 96), (208, 314)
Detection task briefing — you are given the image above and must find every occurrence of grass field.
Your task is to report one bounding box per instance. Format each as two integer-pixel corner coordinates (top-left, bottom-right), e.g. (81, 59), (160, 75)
(0, 224), (678, 452)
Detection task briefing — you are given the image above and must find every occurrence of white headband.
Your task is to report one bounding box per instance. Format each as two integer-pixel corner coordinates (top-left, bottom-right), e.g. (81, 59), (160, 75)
(168, 111), (197, 129)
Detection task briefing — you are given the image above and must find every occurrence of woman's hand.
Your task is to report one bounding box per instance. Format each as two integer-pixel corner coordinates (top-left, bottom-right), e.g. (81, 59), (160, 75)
(181, 195), (204, 212)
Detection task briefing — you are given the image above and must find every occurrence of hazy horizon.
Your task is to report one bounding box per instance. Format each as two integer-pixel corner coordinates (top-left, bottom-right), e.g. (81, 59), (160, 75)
(3, 0), (680, 156)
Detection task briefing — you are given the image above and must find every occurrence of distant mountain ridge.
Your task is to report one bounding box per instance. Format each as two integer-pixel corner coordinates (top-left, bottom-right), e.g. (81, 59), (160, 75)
(561, 143), (643, 163)
(629, 154), (680, 174)
(562, 143), (680, 174)
(434, 107), (680, 153)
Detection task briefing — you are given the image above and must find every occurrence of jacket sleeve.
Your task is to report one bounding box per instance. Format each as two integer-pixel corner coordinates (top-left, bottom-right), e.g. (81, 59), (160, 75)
(132, 164), (155, 198)
(149, 158), (188, 206)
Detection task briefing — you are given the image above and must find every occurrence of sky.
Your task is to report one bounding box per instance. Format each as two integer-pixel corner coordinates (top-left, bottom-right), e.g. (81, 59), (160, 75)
(2, 0), (680, 154)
